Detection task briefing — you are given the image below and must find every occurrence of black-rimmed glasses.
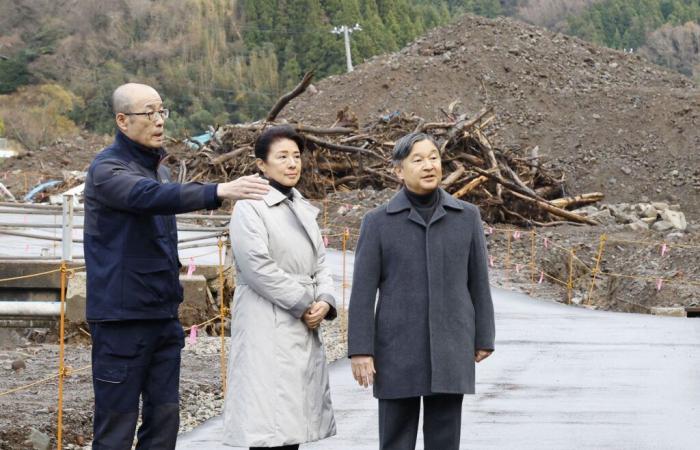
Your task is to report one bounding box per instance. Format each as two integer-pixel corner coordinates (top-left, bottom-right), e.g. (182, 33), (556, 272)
(123, 109), (169, 122)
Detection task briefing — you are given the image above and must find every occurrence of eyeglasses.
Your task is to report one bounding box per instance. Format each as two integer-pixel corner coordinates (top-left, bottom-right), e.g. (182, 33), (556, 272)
(123, 109), (169, 122)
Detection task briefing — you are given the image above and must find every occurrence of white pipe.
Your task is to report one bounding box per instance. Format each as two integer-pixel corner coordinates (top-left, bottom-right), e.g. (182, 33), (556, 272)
(0, 301), (61, 316)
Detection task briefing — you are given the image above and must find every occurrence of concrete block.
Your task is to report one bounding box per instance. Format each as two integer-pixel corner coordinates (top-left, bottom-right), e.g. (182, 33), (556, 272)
(65, 271), (87, 325)
(179, 274), (214, 326)
(650, 307), (686, 317)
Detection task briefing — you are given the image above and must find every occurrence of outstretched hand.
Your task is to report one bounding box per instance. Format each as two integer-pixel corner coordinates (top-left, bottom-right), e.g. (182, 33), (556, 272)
(216, 175), (269, 201)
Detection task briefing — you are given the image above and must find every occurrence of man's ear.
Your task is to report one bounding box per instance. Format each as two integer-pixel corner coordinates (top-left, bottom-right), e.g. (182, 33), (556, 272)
(394, 165), (404, 181)
(115, 113), (129, 133)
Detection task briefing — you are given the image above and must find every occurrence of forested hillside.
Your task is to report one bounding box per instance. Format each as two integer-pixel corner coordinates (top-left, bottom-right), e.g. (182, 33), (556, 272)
(1, 0), (700, 147)
(0, 0), (502, 144)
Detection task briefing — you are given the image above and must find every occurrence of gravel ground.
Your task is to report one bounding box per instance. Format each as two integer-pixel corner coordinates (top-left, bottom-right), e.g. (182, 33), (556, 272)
(0, 311), (348, 450)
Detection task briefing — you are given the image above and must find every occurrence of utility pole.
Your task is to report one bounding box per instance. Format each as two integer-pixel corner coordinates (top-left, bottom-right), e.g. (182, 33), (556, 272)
(331, 23), (362, 73)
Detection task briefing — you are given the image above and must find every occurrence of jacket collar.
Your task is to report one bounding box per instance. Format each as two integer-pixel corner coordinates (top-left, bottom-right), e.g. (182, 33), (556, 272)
(387, 187), (463, 227)
(115, 130), (166, 171)
(387, 188), (463, 214)
(262, 186), (320, 254)
(263, 186), (303, 207)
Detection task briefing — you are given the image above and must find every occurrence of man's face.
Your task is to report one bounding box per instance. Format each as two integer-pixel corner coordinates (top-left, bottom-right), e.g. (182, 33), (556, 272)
(395, 139), (442, 194)
(116, 90), (165, 149)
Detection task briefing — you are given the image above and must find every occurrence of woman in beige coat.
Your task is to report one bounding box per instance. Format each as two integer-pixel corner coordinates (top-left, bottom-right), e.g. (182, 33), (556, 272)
(223, 125), (337, 450)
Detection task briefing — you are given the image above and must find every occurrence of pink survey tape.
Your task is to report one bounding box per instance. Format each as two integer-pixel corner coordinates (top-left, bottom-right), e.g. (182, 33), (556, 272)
(188, 325), (198, 345)
(187, 257), (196, 276)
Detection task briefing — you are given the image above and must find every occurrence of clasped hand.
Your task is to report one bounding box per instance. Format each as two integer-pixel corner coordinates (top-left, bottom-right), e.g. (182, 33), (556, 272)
(303, 301), (330, 330)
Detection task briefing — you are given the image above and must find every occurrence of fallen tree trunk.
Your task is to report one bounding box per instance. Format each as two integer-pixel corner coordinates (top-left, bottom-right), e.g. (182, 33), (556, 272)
(550, 193), (605, 209)
(452, 176), (488, 199)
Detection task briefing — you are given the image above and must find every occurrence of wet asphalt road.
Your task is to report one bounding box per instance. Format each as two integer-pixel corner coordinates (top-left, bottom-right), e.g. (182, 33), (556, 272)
(177, 250), (700, 450)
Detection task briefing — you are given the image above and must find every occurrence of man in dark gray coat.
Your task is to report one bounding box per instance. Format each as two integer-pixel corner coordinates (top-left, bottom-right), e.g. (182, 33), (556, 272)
(348, 132), (495, 450)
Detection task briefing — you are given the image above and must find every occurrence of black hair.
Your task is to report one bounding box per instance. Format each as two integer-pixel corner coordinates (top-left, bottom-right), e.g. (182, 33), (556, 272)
(254, 125), (305, 161)
(391, 132), (439, 166)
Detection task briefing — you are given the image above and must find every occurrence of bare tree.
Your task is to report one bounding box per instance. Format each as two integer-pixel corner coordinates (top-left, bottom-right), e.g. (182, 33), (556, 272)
(516, 0), (602, 31)
(641, 22), (700, 79)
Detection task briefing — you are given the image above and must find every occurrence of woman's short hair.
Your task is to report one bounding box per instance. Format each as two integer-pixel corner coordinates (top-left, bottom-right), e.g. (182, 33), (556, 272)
(254, 125), (305, 161)
(391, 132), (439, 166)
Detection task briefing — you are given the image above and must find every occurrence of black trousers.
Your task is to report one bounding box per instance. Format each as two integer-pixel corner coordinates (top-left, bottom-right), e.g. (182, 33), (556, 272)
(90, 319), (184, 450)
(378, 394), (464, 450)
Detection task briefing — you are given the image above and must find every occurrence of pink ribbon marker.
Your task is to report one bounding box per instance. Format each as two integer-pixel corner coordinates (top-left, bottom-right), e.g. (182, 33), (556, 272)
(188, 326), (198, 345)
(656, 278), (663, 291)
(513, 231), (521, 239)
(538, 271), (544, 284)
(544, 238), (549, 250)
(187, 258), (196, 276)
(661, 243), (668, 257)
(323, 235), (329, 247)
(489, 255), (494, 268)
(487, 226), (494, 235)
(515, 264), (522, 273)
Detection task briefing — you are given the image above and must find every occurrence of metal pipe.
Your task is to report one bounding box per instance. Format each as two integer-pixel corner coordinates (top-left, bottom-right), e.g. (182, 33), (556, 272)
(0, 301), (61, 316)
(0, 209), (231, 222)
(178, 232), (224, 244)
(0, 256), (85, 261)
(0, 223), (225, 231)
(0, 223), (77, 229)
(0, 230), (79, 243)
(0, 208), (84, 216)
(0, 202), (83, 211)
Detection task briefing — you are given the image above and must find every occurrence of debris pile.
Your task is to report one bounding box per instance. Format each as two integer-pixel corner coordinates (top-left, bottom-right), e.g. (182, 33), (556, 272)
(177, 73), (603, 226)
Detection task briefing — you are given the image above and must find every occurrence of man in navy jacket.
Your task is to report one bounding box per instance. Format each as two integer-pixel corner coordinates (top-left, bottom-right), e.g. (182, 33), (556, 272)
(84, 83), (269, 449)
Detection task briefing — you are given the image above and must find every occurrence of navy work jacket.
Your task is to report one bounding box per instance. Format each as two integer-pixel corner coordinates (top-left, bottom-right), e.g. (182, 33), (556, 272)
(83, 131), (220, 321)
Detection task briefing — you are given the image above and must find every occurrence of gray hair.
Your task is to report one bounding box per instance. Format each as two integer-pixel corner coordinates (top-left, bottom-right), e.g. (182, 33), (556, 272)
(112, 85), (133, 114)
(391, 132), (439, 166)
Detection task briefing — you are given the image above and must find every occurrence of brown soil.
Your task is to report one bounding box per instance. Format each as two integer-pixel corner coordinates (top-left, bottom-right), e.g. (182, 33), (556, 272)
(285, 14), (700, 221)
(0, 133), (111, 200)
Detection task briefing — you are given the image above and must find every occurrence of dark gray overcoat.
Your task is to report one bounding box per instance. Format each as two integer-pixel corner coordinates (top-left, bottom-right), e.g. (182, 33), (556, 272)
(347, 188), (496, 399)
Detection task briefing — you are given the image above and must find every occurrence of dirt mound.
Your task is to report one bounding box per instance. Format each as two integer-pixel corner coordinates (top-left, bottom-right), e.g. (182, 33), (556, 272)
(0, 133), (110, 199)
(285, 14), (700, 220)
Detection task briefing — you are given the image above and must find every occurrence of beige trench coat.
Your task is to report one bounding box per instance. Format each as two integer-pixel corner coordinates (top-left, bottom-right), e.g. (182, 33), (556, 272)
(222, 187), (337, 447)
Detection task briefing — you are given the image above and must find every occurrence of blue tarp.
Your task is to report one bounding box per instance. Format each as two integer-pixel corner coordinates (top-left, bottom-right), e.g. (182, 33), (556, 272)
(23, 180), (62, 202)
(185, 132), (212, 150)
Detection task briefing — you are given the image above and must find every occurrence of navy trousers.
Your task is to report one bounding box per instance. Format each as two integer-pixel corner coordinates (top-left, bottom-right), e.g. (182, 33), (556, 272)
(378, 394), (464, 450)
(89, 319), (184, 450)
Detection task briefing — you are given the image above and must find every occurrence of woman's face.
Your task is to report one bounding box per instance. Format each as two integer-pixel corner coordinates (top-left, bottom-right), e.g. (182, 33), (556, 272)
(257, 138), (302, 187)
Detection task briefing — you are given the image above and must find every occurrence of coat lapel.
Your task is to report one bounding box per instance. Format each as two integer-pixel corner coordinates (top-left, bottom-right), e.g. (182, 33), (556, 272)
(388, 188), (427, 226)
(261, 187), (320, 254)
(287, 189), (320, 255)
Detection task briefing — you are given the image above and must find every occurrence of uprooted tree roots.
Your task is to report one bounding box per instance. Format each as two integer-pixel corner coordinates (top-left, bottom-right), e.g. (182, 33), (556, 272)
(177, 72), (602, 227)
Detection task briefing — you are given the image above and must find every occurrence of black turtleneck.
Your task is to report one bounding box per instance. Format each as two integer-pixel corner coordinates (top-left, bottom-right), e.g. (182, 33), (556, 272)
(405, 188), (440, 224)
(268, 178), (295, 201)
